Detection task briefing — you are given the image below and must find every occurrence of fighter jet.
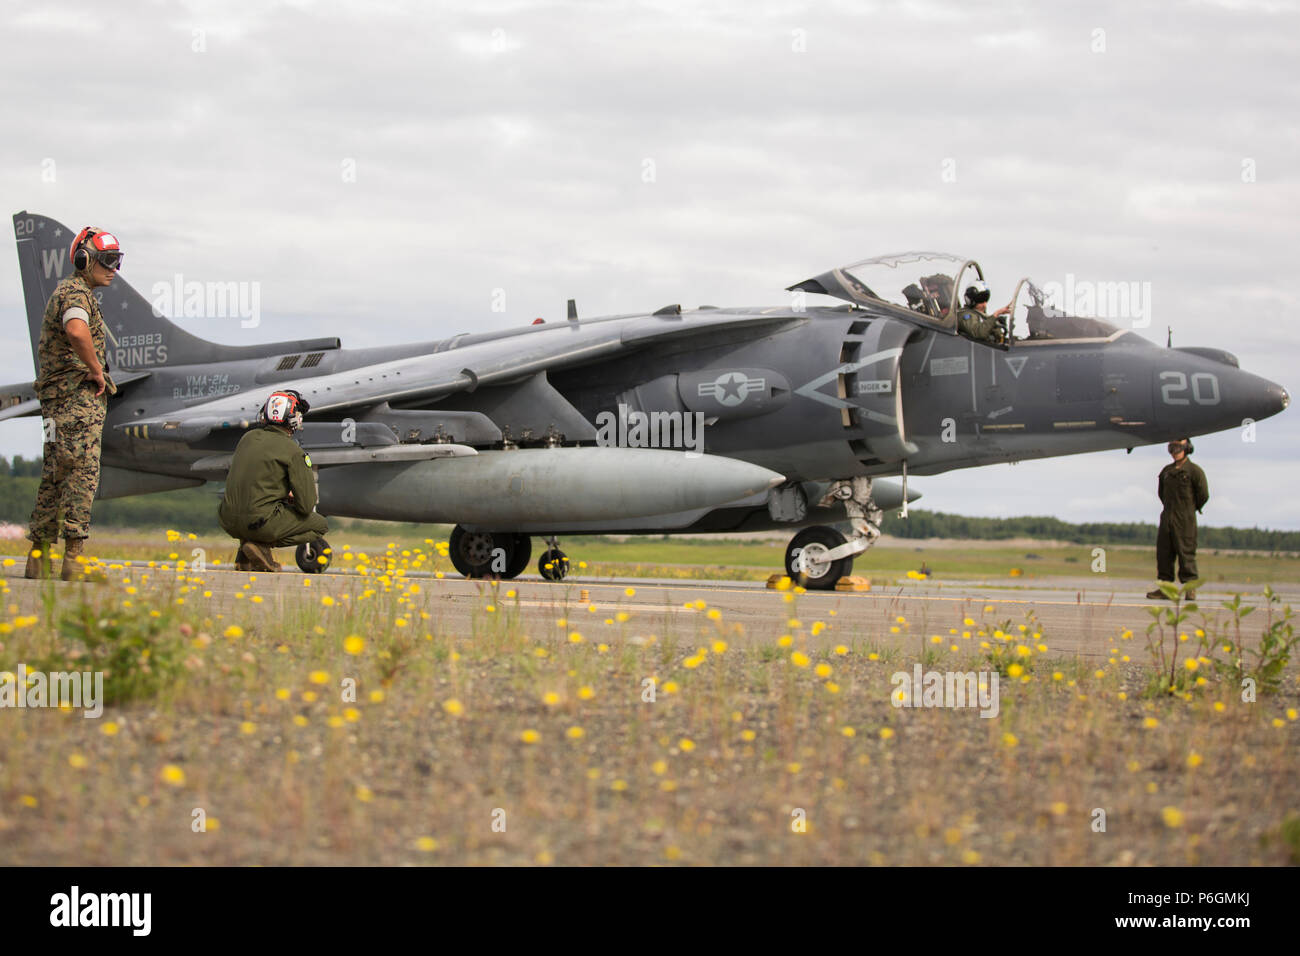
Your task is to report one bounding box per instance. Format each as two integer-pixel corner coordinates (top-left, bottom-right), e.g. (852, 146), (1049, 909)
(5, 214), (1290, 587)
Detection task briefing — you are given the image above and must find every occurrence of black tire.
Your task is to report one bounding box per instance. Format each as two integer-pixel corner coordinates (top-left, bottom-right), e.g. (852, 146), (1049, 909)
(452, 528), (501, 580)
(538, 548), (570, 581)
(503, 534), (532, 579)
(784, 526), (853, 590)
(296, 538), (333, 574)
(449, 528), (520, 580)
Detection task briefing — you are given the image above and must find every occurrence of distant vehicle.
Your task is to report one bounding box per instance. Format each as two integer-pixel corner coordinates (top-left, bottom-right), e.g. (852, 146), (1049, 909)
(6, 215), (1289, 587)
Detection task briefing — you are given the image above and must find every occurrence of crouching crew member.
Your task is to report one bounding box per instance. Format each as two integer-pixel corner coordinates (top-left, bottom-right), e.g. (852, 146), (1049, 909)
(219, 389), (328, 571)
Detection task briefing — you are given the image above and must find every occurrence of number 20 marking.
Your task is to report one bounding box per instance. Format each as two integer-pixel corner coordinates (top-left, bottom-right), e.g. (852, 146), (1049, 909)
(1160, 371), (1220, 406)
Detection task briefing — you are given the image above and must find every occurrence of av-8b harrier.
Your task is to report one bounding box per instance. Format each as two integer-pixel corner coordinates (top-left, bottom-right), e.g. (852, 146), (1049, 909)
(4, 212), (1289, 587)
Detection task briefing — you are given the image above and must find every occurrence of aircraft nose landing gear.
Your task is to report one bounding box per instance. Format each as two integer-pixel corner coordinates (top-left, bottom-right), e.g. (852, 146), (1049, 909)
(783, 477), (884, 590)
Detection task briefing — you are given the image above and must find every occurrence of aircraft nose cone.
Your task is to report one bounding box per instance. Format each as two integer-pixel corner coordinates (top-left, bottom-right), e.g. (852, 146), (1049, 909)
(1244, 377), (1290, 424)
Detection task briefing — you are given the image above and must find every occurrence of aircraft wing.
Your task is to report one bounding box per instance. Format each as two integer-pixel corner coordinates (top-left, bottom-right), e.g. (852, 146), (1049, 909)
(0, 381), (39, 421)
(114, 310), (801, 442)
(0, 370), (152, 422)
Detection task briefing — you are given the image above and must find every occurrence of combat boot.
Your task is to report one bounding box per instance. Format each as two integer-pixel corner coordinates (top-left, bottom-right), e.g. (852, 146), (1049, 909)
(240, 540), (279, 572)
(24, 540), (53, 580)
(234, 542), (252, 571)
(61, 538), (107, 583)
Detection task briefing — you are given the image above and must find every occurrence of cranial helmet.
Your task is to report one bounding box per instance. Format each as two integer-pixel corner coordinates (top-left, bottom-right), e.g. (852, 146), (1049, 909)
(69, 226), (123, 273)
(964, 280), (991, 308)
(259, 389), (309, 432)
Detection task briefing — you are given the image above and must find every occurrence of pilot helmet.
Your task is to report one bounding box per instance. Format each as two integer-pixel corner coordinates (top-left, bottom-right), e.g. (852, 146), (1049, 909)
(964, 280), (991, 308)
(259, 389), (309, 432)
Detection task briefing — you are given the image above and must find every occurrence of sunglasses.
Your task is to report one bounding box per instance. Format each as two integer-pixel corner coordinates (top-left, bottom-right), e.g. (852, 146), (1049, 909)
(93, 252), (123, 270)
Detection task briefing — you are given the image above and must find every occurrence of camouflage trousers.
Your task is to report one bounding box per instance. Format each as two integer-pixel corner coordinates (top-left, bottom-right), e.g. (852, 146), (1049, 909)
(29, 387), (107, 542)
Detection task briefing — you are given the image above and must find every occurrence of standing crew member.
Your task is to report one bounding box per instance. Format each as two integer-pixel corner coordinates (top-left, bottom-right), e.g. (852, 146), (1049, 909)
(25, 226), (121, 580)
(219, 389), (329, 571)
(1146, 437), (1209, 600)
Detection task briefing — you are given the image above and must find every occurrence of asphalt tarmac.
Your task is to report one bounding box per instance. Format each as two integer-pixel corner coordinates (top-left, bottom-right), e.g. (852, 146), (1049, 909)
(4, 557), (1291, 660)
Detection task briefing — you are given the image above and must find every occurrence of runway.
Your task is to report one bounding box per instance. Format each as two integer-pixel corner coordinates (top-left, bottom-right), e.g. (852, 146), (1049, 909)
(5, 556), (1291, 660)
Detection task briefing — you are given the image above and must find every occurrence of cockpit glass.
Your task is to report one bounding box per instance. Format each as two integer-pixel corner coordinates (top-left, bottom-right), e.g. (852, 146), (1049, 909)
(838, 252), (968, 318)
(1014, 280), (1123, 341)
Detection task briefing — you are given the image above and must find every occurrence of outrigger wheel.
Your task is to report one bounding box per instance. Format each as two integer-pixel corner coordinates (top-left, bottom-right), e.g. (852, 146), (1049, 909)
(296, 537), (333, 574)
(538, 548), (570, 581)
(785, 525), (854, 591)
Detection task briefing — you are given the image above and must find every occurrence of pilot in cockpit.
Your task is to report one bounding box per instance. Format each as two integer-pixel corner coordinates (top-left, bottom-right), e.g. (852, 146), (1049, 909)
(956, 280), (1009, 345)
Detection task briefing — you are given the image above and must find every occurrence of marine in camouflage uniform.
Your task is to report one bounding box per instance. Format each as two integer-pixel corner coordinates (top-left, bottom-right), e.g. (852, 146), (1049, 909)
(1148, 438), (1209, 600)
(219, 408), (328, 570)
(27, 241), (119, 579)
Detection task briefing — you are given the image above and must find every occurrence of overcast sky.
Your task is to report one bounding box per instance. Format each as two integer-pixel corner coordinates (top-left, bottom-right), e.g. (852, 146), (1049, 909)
(1, 0), (1297, 528)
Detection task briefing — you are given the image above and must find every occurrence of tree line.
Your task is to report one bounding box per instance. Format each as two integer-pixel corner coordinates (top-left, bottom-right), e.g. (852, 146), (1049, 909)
(2, 455), (1297, 551)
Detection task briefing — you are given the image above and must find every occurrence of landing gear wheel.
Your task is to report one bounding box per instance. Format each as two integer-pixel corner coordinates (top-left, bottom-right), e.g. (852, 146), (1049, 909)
(538, 548), (570, 581)
(296, 538), (333, 574)
(785, 526), (853, 591)
(503, 534), (532, 580)
(449, 525), (524, 579)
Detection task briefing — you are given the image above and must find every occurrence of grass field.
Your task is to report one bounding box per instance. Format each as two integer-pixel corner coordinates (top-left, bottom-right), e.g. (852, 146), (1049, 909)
(0, 529), (1296, 865)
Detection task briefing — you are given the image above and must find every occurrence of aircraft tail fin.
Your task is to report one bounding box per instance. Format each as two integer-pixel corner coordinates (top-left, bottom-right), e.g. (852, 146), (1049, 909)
(12, 211), (339, 374)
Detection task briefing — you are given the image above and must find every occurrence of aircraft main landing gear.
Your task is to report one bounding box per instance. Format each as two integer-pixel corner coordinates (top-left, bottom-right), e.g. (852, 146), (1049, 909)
(448, 525), (531, 579)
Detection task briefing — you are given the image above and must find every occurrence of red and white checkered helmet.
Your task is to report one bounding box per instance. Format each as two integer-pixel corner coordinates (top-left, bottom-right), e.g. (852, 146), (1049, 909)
(69, 226), (123, 272)
(258, 389), (309, 432)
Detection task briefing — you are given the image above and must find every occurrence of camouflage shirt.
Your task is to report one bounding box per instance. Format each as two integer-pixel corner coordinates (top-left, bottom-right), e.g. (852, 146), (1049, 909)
(35, 273), (107, 401)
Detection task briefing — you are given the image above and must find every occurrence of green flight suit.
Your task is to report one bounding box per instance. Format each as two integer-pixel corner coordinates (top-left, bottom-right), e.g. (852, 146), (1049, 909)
(1156, 458), (1208, 583)
(956, 308), (1004, 345)
(218, 425), (328, 547)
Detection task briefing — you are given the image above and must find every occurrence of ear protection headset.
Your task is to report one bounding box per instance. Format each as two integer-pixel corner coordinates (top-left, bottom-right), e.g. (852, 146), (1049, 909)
(70, 226), (123, 272)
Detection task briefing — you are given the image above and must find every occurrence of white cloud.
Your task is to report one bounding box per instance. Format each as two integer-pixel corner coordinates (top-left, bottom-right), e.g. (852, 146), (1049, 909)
(0, 0), (1296, 528)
